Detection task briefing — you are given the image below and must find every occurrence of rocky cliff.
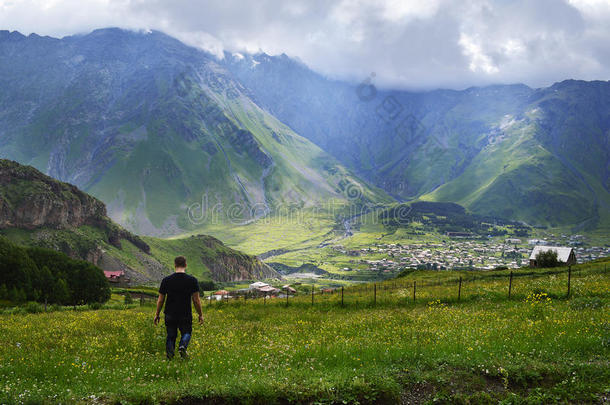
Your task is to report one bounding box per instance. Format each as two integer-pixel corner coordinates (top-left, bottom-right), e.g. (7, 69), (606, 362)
(206, 256), (278, 282)
(0, 159), (150, 253)
(0, 159), (106, 229)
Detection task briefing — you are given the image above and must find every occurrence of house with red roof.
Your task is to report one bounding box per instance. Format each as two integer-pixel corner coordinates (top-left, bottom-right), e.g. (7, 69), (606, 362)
(103, 270), (130, 286)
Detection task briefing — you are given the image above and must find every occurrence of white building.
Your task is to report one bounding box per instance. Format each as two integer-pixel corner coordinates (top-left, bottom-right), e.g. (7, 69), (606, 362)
(528, 239), (548, 245)
(249, 281), (269, 289)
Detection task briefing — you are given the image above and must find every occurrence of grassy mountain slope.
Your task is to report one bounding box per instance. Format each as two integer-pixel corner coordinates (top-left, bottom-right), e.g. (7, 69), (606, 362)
(421, 114), (597, 226)
(422, 82), (610, 229)
(0, 159), (280, 284)
(226, 53), (609, 230)
(0, 29), (390, 237)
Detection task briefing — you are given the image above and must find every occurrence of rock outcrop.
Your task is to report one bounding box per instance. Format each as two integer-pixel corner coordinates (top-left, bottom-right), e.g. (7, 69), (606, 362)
(204, 253), (280, 282)
(0, 159), (106, 229)
(161, 235), (282, 282)
(0, 159), (151, 254)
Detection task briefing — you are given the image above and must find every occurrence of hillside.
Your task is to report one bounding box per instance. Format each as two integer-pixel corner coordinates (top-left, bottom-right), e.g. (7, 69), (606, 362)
(226, 54), (610, 231)
(0, 159), (280, 284)
(0, 28), (390, 236)
(379, 201), (530, 237)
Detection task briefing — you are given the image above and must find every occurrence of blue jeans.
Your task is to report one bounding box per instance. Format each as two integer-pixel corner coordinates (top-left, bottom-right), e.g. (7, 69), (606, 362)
(164, 316), (192, 358)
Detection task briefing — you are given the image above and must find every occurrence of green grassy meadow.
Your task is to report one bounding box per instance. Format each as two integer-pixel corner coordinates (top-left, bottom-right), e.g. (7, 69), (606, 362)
(1, 260), (608, 404)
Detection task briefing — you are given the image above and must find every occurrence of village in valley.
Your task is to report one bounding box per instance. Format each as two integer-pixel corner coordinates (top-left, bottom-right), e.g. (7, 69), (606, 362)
(101, 222), (610, 300)
(329, 233), (610, 275)
(186, 232), (609, 301)
(302, 200), (609, 278)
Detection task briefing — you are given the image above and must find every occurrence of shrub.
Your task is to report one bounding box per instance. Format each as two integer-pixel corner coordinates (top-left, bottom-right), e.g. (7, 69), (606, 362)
(88, 302), (103, 310)
(24, 301), (43, 314)
(10, 306), (26, 315)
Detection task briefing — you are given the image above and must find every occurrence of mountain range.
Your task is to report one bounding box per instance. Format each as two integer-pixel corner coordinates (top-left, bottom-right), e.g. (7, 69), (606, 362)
(1, 28), (608, 234)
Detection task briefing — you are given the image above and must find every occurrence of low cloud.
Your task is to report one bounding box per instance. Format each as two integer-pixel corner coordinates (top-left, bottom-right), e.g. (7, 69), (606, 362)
(1, 0), (609, 89)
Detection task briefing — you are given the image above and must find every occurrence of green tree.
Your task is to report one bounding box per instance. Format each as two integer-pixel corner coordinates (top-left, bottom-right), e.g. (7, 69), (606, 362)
(199, 280), (216, 291)
(37, 266), (54, 309)
(0, 237), (109, 306)
(9, 287), (27, 303)
(0, 284), (7, 300)
(0, 236), (37, 297)
(52, 279), (70, 305)
(536, 249), (559, 268)
(18, 288), (27, 303)
(8, 286), (18, 302)
(27, 247), (110, 305)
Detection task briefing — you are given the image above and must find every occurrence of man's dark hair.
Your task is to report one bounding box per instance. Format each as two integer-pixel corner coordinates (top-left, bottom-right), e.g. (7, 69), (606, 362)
(174, 256), (187, 268)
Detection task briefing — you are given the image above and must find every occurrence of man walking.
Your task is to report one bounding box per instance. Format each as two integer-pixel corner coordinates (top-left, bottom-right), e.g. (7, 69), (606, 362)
(154, 256), (203, 359)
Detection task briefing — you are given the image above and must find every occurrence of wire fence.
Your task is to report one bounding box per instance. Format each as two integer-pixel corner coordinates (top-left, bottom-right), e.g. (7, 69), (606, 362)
(199, 263), (610, 310)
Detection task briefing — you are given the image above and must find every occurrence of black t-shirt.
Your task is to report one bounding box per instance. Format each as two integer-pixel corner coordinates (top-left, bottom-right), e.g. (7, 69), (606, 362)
(159, 272), (199, 320)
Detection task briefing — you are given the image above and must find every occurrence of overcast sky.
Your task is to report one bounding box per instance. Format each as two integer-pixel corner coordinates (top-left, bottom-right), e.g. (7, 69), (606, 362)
(1, 0), (610, 89)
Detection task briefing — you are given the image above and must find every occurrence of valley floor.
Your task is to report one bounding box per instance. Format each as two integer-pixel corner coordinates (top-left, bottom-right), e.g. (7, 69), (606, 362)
(193, 211), (610, 284)
(0, 260), (608, 404)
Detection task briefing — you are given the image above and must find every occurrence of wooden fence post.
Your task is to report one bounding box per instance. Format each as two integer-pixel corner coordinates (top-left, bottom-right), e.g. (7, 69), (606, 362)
(458, 277), (462, 301)
(508, 271), (513, 299)
(286, 291), (289, 306)
(413, 281), (416, 302)
(567, 266), (572, 298)
(311, 286), (314, 306)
